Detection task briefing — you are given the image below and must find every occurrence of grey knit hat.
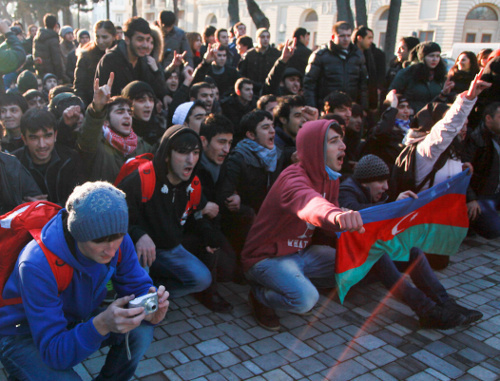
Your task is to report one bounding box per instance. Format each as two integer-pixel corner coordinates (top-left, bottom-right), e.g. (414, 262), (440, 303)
(66, 182), (128, 242)
(353, 155), (390, 183)
(172, 101), (194, 125)
(59, 25), (73, 37)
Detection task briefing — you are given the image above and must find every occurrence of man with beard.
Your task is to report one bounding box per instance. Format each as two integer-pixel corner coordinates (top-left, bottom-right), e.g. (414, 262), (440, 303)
(78, 73), (154, 182)
(95, 17), (167, 103)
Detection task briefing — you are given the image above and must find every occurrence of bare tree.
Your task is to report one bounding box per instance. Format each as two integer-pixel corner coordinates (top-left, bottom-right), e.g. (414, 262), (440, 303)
(246, 0), (270, 29)
(355, 0), (367, 27)
(384, 0), (402, 65)
(336, 0), (354, 26)
(228, 0), (240, 26)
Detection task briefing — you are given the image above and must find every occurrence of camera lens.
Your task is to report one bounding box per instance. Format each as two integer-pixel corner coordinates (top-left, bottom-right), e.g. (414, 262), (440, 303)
(146, 301), (158, 313)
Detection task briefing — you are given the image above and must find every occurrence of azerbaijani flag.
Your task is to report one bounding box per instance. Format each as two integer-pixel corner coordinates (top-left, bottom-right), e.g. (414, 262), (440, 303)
(335, 170), (471, 303)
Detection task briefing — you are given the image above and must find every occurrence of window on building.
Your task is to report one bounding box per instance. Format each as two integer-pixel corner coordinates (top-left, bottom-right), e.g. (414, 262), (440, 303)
(209, 15), (217, 27)
(419, 0), (440, 20)
(466, 33), (476, 42)
(116, 14), (123, 24)
(305, 10), (318, 22)
(418, 31), (434, 42)
(379, 9), (389, 21)
(466, 6), (498, 20)
(482, 34), (492, 43)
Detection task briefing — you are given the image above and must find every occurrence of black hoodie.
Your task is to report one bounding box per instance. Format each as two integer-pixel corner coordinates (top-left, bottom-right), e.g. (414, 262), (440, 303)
(118, 126), (209, 249)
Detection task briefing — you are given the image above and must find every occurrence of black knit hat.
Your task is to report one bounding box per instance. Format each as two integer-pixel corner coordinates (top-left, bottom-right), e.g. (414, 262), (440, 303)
(121, 80), (155, 100)
(410, 102), (449, 133)
(353, 155), (390, 183)
(402, 37), (420, 53)
(17, 70), (38, 94)
(416, 42), (441, 62)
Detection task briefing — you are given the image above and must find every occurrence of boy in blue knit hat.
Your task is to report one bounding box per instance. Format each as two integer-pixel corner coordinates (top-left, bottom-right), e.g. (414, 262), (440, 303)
(0, 181), (169, 380)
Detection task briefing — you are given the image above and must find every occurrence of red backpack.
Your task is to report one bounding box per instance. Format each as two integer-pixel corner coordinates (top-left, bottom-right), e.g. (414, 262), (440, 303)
(0, 201), (71, 307)
(114, 153), (202, 215)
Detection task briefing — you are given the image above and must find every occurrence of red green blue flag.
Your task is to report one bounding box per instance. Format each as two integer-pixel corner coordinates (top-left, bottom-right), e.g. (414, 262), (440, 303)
(335, 170), (471, 303)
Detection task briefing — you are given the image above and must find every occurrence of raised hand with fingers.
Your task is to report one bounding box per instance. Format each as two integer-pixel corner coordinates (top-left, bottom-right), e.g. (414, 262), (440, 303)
(280, 38), (296, 64)
(466, 68), (492, 100)
(93, 72), (114, 112)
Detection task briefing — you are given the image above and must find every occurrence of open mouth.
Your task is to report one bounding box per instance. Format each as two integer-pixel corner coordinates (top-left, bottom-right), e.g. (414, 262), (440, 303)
(183, 167), (193, 176)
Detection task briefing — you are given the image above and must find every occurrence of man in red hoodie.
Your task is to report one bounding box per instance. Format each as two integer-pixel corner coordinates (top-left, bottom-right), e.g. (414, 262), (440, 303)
(241, 119), (364, 330)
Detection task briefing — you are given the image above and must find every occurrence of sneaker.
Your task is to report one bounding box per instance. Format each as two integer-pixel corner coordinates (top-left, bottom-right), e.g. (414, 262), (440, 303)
(441, 299), (483, 325)
(248, 291), (280, 331)
(419, 305), (467, 330)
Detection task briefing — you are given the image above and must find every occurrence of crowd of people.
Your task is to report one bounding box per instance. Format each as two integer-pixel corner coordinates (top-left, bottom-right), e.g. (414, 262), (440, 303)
(0, 10), (499, 379)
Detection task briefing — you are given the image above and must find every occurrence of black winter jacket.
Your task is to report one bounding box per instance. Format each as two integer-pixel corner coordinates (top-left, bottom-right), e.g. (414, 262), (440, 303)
(339, 176), (388, 211)
(0, 152), (41, 214)
(13, 144), (84, 206)
(33, 28), (64, 79)
(95, 40), (167, 99)
(287, 41), (312, 75)
(304, 41), (368, 109)
(74, 45), (107, 105)
(238, 46), (280, 90)
(220, 94), (256, 144)
(192, 61), (240, 99)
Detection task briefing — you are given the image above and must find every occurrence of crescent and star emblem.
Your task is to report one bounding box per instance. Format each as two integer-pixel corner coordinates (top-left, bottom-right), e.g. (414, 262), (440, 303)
(391, 211), (419, 236)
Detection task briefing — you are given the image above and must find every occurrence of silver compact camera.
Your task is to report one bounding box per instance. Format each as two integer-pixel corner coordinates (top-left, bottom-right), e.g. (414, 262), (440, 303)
(128, 292), (158, 315)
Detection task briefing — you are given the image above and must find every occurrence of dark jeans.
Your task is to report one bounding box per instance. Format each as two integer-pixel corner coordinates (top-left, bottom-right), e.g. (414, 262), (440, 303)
(371, 248), (449, 317)
(471, 194), (500, 239)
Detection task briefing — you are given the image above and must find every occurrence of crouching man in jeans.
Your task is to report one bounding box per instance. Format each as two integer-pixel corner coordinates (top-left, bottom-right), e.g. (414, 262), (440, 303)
(241, 119), (364, 330)
(0, 182), (169, 380)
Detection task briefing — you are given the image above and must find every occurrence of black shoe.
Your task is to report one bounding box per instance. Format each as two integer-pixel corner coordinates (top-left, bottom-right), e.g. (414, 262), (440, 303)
(249, 291), (280, 331)
(441, 299), (483, 325)
(419, 305), (467, 330)
(197, 291), (233, 313)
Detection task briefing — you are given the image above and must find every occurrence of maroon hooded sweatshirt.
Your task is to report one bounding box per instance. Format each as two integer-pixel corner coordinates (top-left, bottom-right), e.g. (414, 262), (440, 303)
(241, 119), (344, 272)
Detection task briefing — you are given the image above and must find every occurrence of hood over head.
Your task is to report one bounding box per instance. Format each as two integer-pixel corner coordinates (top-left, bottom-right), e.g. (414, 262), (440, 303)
(296, 119), (342, 184)
(153, 125), (202, 186)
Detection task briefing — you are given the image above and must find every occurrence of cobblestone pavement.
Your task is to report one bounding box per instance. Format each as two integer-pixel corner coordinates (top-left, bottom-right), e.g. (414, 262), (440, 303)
(2, 236), (500, 381)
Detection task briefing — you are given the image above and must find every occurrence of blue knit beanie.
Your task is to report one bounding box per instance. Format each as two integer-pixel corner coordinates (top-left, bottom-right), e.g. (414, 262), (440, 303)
(66, 182), (129, 242)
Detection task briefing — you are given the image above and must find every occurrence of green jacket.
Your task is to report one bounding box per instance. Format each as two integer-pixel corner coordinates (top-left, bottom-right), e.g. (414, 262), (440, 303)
(0, 31), (26, 94)
(77, 104), (154, 183)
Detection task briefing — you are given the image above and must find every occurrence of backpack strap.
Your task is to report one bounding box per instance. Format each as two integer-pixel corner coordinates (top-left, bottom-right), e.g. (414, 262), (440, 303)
(30, 229), (73, 294)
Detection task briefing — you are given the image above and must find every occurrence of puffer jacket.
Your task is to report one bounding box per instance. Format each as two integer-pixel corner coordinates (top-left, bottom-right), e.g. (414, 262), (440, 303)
(304, 41), (368, 108)
(33, 28), (64, 79)
(238, 46), (281, 90)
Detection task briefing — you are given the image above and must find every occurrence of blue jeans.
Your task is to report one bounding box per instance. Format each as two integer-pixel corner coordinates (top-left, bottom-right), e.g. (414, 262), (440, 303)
(246, 245), (337, 314)
(150, 244), (212, 298)
(471, 194), (500, 239)
(372, 248), (449, 317)
(0, 323), (154, 380)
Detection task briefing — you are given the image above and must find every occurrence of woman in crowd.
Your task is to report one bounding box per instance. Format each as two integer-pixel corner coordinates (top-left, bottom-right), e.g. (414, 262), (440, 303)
(187, 32), (203, 68)
(448, 51), (479, 95)
(477, 48), (493, 69)
(389, 42), (447, 113)
(74, 20), (116, 105)
(385, 36), (420, 91)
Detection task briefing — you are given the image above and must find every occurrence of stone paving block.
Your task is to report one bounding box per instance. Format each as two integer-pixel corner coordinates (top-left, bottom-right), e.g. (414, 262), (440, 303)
(372, 329), (405, 347)
(179, 331), (201, 345)
(452, 332), (500, 357)
(289, 325), (322, 341)
(228, 363), (254, 379)
(135, 359), (165, 378)
(171, 349), (190, 364)
(361, 348), (397, 367)
(273, 332), (317, 358)
(371, 369), (398, 381)
(249, 337), (283, 354)
(157, 353), (179, 369)
(74, 363), (92, 381)
(455, 375), (481, 381)
(412, 350), (463, 379)
(240, 344), (259, 358)
(196, 339), (230, 356)
(290, 356), (327, 376)
(146, 336), (187, 358)
(193, 326), (225, 341)
(252, 352), (288, 371)
(246, 325), (278, 340)
(352, 374), (381, 381)
(262, 369), (293, 381)
(242, 360), (263, 375)
(219, 335), (239, 349)
(312, 331), (345, 349)
(425, 367), (453, 381)
(280, 364), (303, 379)
(353, 334), (386, 350)
(140, 373), (169, 380)
(323, 359), (369, 381)
(162, 369), (183, 381)
(382, 362), (413, 379)
(406, 371), (440, 381)
(217, 322), (255, 344)
(164, 321), (195, 336)
(425, 341), (457, 357)
(83, 355), (106, 375)
(202, 357), (223, 372)
(325, 343), (359, 362)
(174, 360), (211, 380)
(279, 314), (307, 329)
(457, 348), (487, 363)
(182, 346), (204, 361)
(467, 365), (498, 381)
(277, 348), (301, 362)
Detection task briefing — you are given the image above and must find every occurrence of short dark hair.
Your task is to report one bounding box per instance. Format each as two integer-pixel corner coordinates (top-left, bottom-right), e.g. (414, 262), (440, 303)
(44, 14), (57, 30)
(240, 109), (273, 135)
(170, 130), (201, 153)
(323, 91), (352, 112)
(200, 113), (234, 142)
(352, 26), (373, 43)
(0, 93), (28, 113)
(293, 27), (308, 39)
(236, 77), (253, 93)
(94, 20), (116, 37)
(351, 103), (363, 117)
(106, 96), (132, 119)
(190, 82), (213, 99)
(20, 108), (57, 136)
(257, 94), (277, 111)
(124, 17), (151, 39)
(234, 22), (245, 29)
(484, 102), (500, 121)
(216, 28), (228, 41)
(23, 90), (44, 102)
(274, 95), (305, 127)
(217, 45), (229, 54)
(203, 26), (216, 43)
(159, 11), (176, 27)
(236, 36), (253, 49)
(332, 21), (352, 35)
